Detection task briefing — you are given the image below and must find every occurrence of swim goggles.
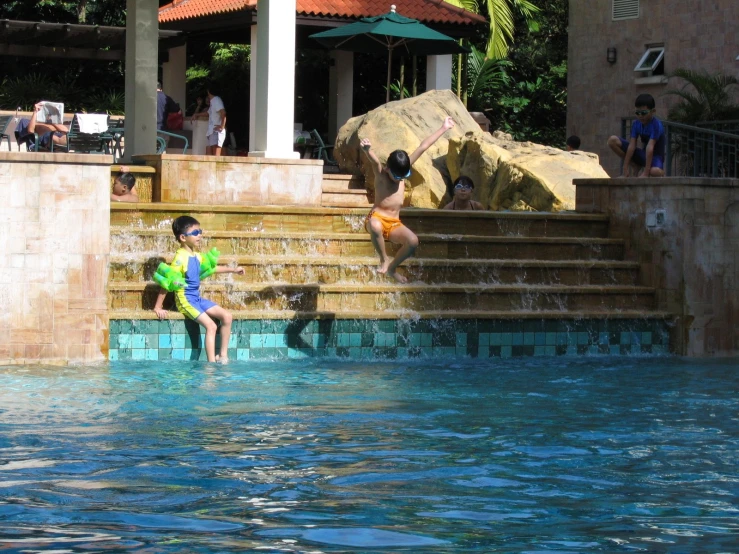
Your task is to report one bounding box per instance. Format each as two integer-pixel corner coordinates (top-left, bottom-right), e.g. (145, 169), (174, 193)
(454, 183), (473, 190)
(391, 168), (412, 181)
(183, 229), (204, 237)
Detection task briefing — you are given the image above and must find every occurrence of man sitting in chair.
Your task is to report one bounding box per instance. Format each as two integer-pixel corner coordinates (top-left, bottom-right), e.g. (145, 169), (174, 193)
(15, 101), (69, 151)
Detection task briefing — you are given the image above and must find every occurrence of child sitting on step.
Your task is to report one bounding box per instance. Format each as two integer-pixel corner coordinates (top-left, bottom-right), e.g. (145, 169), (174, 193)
(360, 116), (456, 282)
(152, 215), (244, 363)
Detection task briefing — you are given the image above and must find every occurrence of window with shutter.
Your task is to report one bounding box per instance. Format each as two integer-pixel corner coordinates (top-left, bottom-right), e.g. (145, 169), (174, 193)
(613, 0), (639, 20)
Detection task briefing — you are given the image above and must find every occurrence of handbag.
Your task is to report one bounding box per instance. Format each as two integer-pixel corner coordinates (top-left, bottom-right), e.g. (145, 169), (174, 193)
(166, 111), (184, 131)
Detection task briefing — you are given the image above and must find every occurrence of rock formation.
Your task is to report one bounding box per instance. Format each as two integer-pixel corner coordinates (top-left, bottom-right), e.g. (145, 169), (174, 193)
(334, 89), (608, 211)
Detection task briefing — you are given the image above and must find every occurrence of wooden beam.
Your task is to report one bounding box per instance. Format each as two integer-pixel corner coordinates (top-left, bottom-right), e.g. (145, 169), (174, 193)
(0, 44), (122, 60)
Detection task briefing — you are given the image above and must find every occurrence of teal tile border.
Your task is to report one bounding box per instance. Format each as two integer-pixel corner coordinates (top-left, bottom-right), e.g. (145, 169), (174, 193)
(108, 318), (672, 361)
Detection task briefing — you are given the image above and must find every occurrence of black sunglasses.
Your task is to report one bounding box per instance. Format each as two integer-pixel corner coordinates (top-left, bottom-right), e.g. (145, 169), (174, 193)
(634, 110), (651, 116)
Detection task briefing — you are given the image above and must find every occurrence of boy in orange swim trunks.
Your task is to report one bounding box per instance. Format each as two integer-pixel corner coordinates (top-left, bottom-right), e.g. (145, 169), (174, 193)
(360, 116), (455, 282)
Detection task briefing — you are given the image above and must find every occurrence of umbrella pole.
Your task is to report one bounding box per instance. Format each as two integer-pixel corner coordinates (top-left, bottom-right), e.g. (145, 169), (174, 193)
(386, 48), (392, 104)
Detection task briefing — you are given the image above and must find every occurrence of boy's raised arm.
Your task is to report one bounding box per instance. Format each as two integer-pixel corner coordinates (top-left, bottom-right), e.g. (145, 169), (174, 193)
(409, 116), (455, 165)
(360, 138), (383, 177)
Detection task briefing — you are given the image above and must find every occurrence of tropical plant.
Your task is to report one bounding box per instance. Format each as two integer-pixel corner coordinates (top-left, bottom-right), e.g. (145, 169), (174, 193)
(665, 69), (739, 125)
(86, 89), (125, 115)
(452, 46), (510, 110)
(444, 0), (540, 60)
(0, 73), (57, 111)
(385, 80), (411, 102)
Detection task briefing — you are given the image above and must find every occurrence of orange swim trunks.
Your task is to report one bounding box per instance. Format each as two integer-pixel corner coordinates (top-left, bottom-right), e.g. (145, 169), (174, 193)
(366, 209), (402, 240)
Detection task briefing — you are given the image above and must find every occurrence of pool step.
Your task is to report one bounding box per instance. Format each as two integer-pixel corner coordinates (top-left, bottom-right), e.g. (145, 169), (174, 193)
(111, 204), (611, 238)
(111, 229), (626, 261)
(321, 174), (372, 207)
(111, 309), (673, 321)
(109, 283), (657, 313)
(110, 255), (640, 286)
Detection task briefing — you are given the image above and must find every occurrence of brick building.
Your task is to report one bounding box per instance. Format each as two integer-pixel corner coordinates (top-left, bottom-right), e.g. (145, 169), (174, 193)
(567, 0), (739, 176)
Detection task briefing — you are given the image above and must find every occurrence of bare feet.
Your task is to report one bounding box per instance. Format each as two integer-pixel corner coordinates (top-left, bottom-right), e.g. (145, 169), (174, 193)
(386, 269), (408, 283)
(377, 258), (391, 275)
(216, 356), (229, 364)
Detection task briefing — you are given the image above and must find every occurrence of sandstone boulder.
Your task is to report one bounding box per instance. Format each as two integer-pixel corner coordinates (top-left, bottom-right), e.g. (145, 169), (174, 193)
(335, 90), (479, 208)
(335, 89), (609, 211)
(448, 131), (609, 211)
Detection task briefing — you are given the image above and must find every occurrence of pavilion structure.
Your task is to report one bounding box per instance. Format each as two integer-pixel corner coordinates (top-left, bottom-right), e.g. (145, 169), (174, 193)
(148, 0), (484, 158)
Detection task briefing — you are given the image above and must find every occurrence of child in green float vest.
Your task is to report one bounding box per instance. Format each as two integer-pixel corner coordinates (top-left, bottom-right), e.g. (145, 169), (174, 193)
(152, 215), (244, 363)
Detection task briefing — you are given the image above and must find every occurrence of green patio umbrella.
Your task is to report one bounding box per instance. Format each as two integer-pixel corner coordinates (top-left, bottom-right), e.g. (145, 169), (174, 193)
(310, 5), (468, 103)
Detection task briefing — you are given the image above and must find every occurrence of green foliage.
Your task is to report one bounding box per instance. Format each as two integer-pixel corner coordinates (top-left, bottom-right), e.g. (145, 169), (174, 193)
(85, 89), (125, 115)
(0, 74), (57, 111)
(453, 45), (511, 111)
(444, 0), (540, 60)
(665, 69), (739, 124)
(484, 0), (568, 146)
(386, 80), (411, 101)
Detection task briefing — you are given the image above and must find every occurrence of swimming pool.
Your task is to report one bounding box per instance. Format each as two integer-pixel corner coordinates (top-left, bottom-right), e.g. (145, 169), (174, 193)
(1, 357), (737, 552)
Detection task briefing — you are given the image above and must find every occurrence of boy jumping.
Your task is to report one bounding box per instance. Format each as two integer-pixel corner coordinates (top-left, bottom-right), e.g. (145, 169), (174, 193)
(153, 215), (244, 363)
(360, 116), (455, 282)
(607, 93), (665, 177)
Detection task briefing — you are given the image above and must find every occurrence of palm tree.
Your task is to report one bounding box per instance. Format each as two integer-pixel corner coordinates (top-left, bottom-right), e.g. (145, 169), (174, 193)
(444, 0), (540, 60)
(665, 69), (739, 125)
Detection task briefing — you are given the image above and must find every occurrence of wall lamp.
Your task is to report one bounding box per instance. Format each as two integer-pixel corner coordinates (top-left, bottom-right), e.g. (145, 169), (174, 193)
(607, 47), (617, 64)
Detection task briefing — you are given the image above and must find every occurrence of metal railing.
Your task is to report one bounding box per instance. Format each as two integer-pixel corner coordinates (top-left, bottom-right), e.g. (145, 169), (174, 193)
(696, 119), (739, 135)
(621, 118), (739, 178)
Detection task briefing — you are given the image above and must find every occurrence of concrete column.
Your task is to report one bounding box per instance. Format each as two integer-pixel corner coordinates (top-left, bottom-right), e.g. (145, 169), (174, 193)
(248, 0), (299, 158)
(124, 0), (158, 161)
(162, 44), (187, 109)
(328, 50), (353, 143)
(249, 23), (258, 152)
(426, 54), (453, 92)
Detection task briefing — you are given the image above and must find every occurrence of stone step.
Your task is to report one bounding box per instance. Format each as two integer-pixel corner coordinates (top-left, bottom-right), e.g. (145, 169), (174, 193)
(321, 173), (366, 190)
(111, 204), (610, 238)
(111, 309), (673, 321)
(109, 283), (656, 313)
(321, 190), (373, 208)
(110, 230), (625, 260)
(110, 255), (640, 285)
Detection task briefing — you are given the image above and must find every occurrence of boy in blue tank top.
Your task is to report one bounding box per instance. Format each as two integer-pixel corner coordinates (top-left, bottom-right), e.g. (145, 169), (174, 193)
(153, 215), (244, 363)
(607, 93), (666, 177)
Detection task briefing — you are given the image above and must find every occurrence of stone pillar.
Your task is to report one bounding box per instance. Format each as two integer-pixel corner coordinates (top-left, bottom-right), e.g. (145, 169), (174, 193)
(328, 50), (354, 143)
(124, 0), (158, 161)
(426, 54), (453, 91)
(249, 23), (258, 152)
(162, 44), (187, 109)
(248, 0), (299, 158)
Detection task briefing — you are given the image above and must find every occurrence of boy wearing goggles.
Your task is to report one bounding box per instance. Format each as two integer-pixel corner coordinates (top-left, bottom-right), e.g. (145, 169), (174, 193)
(607, 93), (665, 177)
(360, 116), (456, 282)
(153, 215), (244, 363)
(443, 176), (484, 211)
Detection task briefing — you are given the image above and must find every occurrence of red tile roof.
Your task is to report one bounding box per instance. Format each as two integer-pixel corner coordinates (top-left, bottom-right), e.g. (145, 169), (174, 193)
(159, 0), (485, 25)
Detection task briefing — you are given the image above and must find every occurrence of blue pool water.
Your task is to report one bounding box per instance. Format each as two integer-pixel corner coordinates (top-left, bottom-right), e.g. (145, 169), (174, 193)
(0, 357), (737, 552)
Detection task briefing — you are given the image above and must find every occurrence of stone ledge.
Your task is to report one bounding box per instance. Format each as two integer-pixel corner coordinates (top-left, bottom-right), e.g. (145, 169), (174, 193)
(575, 177), (739, 187)
(0, 151), (112, 164)
(133, 153), (324, 166)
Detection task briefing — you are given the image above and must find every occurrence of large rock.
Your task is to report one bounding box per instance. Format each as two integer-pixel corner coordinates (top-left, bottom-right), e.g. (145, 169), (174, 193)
(335, 90), (478, 208)
(448, 131), (609, 211)
(335, 89), (609, 211)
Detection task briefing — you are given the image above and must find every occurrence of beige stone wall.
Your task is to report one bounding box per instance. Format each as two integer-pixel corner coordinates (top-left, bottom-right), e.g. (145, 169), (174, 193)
(0, 153), (111, 364)
(567, 0), (739, 177)
(134, 154), (324, 206)
(576, 177), (738, 356)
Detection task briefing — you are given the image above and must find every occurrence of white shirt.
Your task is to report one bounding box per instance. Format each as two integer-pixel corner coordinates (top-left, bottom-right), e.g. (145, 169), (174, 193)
(207, 95), (226, 137)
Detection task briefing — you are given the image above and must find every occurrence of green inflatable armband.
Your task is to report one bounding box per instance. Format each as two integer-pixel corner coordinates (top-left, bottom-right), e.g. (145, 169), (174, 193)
(199, 247), (220, 280)
(153, 262), (185, 292)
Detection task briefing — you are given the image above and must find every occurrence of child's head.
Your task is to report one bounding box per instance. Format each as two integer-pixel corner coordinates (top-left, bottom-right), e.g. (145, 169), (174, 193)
(566, 135), (581, 151)
(385, 149), (411, 181)
(172, 215), (202, 246)
(634, 94), (656, 122)
(112, 172), (136, 196)
(452, 175), (474, 198)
